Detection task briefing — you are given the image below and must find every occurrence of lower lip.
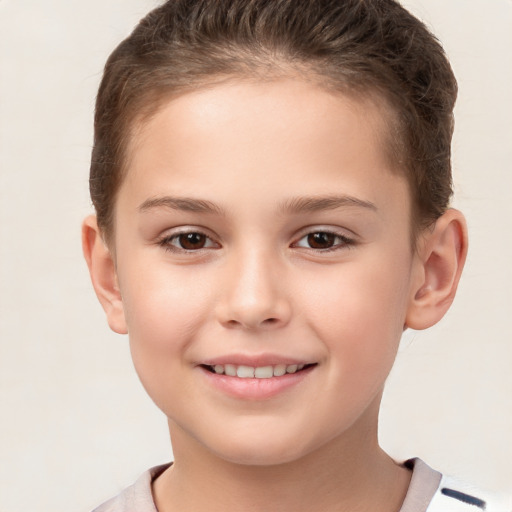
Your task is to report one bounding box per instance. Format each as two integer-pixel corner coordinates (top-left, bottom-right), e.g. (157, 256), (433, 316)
(199, 366), (314, 400)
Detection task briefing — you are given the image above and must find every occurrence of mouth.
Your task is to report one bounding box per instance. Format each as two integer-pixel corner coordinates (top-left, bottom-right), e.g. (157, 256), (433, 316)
(200, 363), (316, 379)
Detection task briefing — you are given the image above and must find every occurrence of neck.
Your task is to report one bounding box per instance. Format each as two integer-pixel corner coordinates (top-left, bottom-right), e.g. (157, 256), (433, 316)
(153, 407), (411, 512)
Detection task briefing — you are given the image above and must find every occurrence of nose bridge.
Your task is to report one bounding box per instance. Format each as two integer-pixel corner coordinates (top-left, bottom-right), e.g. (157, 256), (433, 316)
(217, 243), (290, 330)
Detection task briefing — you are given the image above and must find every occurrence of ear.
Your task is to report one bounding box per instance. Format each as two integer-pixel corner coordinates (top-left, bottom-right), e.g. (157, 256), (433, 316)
(82, 215), (128, 335)
(405, 209), (468, 330)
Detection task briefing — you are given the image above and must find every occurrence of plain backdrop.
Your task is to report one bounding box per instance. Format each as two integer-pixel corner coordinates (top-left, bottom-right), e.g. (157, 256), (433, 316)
(0, 1), (511, 511)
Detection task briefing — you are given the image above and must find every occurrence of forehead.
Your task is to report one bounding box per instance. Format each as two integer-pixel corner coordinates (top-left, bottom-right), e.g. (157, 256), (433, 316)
(119, 78), (409, 222)
(133, 77), (392, 147)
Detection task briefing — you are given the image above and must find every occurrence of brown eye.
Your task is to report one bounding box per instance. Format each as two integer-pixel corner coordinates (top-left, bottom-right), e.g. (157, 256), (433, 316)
(178, 232), (207, 250)
(293, 230), (354, 252)
(159, 230), (219, 253)
(307, 232), (336, 249)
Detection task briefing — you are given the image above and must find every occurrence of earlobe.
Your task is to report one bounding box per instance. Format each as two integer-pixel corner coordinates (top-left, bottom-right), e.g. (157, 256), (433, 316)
(405, 209), (468, 330)
(82, 215), (128, 335)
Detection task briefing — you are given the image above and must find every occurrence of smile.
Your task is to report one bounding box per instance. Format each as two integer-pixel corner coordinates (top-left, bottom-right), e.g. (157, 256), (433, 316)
(203, 363), (313, 379)
(199, 361), (317, 399)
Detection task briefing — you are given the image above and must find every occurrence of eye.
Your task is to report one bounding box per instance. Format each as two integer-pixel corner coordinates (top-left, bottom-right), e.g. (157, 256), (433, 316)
(159, 231), (218, 252)
(293, 231), (353, 251)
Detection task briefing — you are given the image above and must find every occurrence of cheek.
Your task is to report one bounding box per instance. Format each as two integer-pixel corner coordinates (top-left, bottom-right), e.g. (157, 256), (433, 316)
(118, 265), (216, 415)
(301, 256), (411, 376)
(121, 256), (208, 331)
(118, 260), (215, 372)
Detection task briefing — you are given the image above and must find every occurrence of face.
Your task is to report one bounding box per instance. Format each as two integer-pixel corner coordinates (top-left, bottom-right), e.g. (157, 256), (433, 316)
(111, 79), (422, 465)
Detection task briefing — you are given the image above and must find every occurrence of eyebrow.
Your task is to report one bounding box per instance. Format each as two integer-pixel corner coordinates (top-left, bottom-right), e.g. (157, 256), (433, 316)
(139, 196), (225, 215)
(138, 194), (377, 215)
(279, 195), (377, 214)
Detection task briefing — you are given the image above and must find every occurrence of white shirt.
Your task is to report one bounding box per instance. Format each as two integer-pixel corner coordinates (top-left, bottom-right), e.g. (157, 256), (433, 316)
(92, 458), (511, 512)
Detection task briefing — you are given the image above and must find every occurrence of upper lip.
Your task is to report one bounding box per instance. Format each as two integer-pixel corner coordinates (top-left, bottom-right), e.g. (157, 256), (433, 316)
(198, 354), (315, 367)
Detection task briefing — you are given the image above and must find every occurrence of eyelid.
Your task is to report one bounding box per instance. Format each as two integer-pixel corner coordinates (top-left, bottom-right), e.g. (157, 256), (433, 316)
(157, 226), (221, 252)
(155, 225), (357, 253)
(291, 226), (357, 251)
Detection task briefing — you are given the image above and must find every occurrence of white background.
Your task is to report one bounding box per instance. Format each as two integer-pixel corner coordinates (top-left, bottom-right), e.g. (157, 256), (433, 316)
(0, 1), (511, 510)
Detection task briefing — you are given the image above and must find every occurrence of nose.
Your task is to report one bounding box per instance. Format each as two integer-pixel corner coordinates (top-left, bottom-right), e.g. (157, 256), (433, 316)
(215, 247), (292, 331)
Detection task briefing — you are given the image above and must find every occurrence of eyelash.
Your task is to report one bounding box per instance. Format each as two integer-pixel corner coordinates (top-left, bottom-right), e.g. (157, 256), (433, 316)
(158, 230), (219, 253)
(157, 229), (355, 253)
(292, 231), (355, 252)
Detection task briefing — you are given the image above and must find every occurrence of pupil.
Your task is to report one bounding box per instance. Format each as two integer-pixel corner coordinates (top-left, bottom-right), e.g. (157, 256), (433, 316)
(180, 233), (206, 250)
(308, 232), (335, 249)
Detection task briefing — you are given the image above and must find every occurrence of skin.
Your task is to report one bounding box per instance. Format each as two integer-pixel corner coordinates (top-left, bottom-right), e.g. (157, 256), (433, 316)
(83, 78), (467, 512)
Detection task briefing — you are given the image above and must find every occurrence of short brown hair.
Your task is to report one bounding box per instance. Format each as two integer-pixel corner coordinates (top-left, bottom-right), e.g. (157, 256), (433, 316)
(90, 0), (457, 243)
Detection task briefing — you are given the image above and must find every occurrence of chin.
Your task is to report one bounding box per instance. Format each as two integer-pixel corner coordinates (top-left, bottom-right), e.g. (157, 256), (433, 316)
(215, 446), (304, 467)
(204, 428), (320, 467)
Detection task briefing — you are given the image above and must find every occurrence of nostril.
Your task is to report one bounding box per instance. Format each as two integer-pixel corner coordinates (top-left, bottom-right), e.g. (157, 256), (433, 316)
(226, 317), (279, 328)
(224, 317), (280, 330)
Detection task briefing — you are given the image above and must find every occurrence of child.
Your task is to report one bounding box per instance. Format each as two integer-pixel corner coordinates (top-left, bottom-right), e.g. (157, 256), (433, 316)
(82, 0), (510, 511)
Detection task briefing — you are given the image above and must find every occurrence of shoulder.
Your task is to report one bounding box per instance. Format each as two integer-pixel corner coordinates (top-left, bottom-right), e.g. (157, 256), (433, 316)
(92, 464), (171, 512)
(427, 473), (511, 512)
(402, 458), (511, 512)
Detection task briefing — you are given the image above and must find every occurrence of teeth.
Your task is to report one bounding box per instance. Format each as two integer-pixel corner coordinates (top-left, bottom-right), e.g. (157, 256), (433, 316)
(224, 364), (237, 377)
(254, 366), (273, 378)
(273, 364), (286, 377)
(237, 365), (255, 378)
(208, 363), (309, 379)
